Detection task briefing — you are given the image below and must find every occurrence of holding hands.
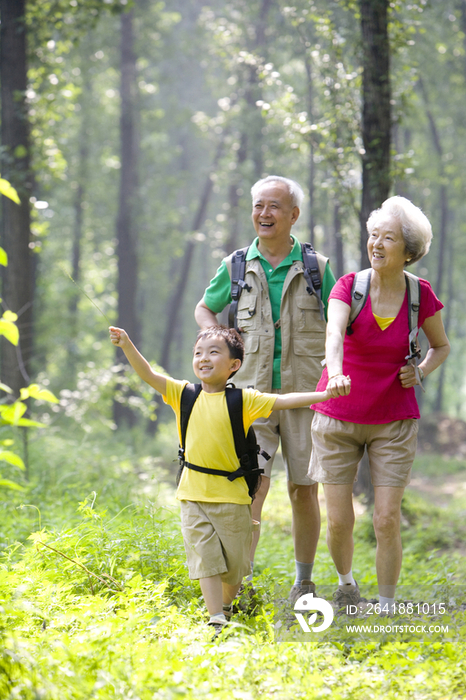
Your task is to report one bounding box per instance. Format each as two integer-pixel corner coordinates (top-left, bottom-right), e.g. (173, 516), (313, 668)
(326, 373), (351, 399)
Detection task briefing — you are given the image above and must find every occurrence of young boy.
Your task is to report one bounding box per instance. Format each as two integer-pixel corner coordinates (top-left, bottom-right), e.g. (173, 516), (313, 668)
(109, 325), (338, 636)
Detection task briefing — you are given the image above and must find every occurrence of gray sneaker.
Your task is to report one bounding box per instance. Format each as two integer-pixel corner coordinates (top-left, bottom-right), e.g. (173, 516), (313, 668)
(207, 619), (227, 640)
(333, 581), (360, 614)
(288, 580), (316, 605)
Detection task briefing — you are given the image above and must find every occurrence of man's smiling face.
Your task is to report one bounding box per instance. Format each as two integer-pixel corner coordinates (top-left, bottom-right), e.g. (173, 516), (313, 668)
(251, 181), (299, 244)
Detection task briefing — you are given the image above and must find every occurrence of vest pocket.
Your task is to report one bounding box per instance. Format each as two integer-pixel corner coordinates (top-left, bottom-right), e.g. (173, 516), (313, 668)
(292, 337), (325, 389)
(294, 295), (325, 332)
(237, 294), (258, 330)
(243, 334), (260, 355)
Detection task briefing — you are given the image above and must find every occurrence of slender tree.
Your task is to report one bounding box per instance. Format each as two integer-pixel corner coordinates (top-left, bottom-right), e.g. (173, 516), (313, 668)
(0, 0), (34, 396)
(353, 0), (392, 502)
(114, 6), (140, 426)
(358, 0), (391, 268)
(417, 76), (448, 300)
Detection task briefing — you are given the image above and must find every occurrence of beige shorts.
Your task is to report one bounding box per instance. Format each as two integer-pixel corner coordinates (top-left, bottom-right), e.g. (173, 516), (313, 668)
(253, 392), (316, 486)
(180, 500), (252, 584)
(309, 413), (418, 488)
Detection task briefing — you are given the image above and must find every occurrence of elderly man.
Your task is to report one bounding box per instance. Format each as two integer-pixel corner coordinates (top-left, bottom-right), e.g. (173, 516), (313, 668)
(195, 175), (336, 601)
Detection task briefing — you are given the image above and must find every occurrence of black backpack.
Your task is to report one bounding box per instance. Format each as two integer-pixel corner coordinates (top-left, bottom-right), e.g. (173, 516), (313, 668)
(228, 242), (324, 330)
(176, 383), (270, 500)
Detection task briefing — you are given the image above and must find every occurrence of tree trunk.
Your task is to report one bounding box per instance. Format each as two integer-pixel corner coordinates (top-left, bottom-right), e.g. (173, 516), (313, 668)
(224, 132), (247, 255)
(159, 138), (225, 375)
(417, 76), (448, 299)
(461, 0), (466, 84)
(358, 0), (391, 269)
(333, 202), (344, 280)
(68, 73), (92, 374)
(433, 239), (453, 412)
(145, 140), (223, 436)
(114, 6), (140, 426)
(304, 51), (316, 246)
(0, 0), (34, 395)
(355, 0), (391, 498)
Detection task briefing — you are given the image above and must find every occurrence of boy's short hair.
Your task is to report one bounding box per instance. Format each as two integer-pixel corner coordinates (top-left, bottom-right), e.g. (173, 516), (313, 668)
(194, 325), (244, 378)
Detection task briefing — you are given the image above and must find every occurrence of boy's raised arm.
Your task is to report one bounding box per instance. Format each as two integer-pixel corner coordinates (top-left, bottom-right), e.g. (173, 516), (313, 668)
(109, 326), (168, 396)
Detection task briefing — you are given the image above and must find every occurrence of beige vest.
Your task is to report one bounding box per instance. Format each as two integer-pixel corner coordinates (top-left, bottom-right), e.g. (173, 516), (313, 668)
(225, 251), (328, 393)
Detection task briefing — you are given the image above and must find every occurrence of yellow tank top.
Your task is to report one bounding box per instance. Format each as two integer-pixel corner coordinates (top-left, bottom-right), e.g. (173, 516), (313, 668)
(373, 313), (395, 331)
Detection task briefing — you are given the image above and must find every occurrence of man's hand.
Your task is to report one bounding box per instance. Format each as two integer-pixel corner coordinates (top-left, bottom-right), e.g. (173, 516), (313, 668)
(326, 374), (351, 398)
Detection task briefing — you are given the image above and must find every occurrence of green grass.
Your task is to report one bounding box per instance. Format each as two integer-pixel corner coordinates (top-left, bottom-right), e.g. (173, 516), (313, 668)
(1, 428), (466, 698)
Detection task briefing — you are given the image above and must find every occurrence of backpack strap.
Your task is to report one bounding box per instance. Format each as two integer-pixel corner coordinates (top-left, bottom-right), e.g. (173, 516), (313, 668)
(346, 269), (425, 391)
(347, 269), (372, 335)
(404, 271), (424, 392)
(228, 247), (252, 330)
(301, 242), (324, 320)
(225, 386), (270, 467)
(179, 383), (203, 466)
(225, 387), (255, 475)
(178, 383), (266, 484)
(404, 270), (421, 360)
(179, 383), (238, 480)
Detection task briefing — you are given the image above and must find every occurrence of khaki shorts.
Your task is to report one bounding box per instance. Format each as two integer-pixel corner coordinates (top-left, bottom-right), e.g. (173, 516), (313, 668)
(180, 500), (252, 584)
(254, 391), (316, 486)
(309, 413), (418, 488)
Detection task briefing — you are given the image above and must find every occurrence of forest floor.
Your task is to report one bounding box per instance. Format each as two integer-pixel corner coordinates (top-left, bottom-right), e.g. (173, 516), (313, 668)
(1, 428), (466, 699)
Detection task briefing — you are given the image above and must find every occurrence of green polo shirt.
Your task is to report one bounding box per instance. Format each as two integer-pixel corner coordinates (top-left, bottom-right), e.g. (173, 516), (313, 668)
(203, 235), (336, 388)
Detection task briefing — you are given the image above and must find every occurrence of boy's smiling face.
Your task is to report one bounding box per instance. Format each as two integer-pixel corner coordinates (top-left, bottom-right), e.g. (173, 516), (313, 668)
(193, 335), (241, 393)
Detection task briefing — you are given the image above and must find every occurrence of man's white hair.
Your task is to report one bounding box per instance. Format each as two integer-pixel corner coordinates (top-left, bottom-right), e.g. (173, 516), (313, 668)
(251, 175), (304, 208)
(367, 196), (433, 266)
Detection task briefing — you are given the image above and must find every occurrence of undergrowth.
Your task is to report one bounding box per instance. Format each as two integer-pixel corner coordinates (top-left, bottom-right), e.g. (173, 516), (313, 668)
(1, 424), (466, 699)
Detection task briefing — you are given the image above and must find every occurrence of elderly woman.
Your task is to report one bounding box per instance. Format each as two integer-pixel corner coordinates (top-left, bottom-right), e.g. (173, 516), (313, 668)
(309, 196), (450, 614)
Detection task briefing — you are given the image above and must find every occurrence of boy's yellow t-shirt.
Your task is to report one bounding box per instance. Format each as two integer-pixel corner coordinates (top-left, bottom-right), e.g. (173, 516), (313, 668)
(163, 377), (277, 504)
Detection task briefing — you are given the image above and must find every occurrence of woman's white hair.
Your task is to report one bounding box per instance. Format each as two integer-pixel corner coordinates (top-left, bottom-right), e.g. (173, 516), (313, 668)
(250, 175), (304, 209)
(367, 196), (433, 266)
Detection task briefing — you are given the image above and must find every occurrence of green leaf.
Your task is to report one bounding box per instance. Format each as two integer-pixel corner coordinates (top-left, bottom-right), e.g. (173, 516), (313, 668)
(0, 318), (19, 346)
(0, 247), (7, 266)
(0, 402), (27, 425)
(0, 178), (20, 204)
(21, 383), (60, 404)
(0, 478), (24, 491)
(27, 530), (49, 544)
(0, 383), (13, 394)
(0, 450), (25, 470)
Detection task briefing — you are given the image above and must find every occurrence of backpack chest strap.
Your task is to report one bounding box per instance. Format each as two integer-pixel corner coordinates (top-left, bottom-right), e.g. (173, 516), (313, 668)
(182, 461), (263, 482)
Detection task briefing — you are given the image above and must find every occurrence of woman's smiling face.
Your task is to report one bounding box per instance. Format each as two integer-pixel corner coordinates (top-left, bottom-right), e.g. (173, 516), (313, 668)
(367, 214), (410, 272)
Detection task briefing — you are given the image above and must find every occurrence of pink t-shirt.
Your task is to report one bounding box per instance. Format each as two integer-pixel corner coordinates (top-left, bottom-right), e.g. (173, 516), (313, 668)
(312, 273), (444, 424)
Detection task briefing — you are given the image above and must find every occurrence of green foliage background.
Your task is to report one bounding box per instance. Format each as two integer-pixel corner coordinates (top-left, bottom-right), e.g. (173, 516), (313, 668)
(21, 0), (465, 413)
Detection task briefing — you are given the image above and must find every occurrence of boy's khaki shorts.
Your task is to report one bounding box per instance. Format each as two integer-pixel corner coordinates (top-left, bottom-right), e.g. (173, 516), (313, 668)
(253, 394), (316, 485)
(309, 413), (418, 488)
(180, 500), (252, 584)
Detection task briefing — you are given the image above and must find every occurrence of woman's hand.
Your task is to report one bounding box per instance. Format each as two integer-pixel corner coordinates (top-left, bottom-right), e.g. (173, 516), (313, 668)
(326, 373), (351, 398)
(398, 363), (419, 388)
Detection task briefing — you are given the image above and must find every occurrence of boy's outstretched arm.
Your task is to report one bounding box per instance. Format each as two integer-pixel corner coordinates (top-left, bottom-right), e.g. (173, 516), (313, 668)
(109, 326), (168, 395)
(273, 383), (349, 411)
